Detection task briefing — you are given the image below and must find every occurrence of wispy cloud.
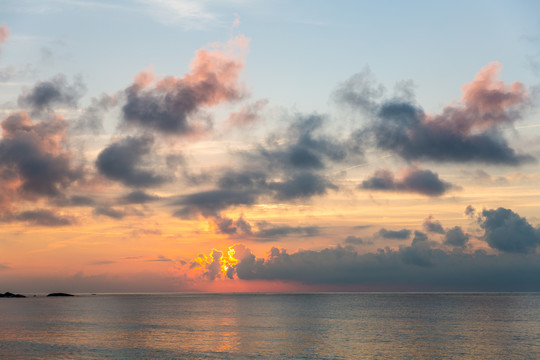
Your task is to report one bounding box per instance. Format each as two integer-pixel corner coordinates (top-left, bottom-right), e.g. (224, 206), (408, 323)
(136, 0), (215, 28)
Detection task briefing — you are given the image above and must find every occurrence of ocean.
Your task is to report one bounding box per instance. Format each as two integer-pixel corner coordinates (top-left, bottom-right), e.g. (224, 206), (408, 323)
(1, 293), (540, 359)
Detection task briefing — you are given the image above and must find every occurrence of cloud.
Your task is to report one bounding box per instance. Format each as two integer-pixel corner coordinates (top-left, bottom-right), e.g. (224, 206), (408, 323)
(214, 216), (238, 234)
(253, 115), (353, 171)
(93, 206), (125, 219)
(96, 135), (166, 188)
(173, 189), (259, 218)
(120, 190), (161, 204)
(183, 241), (540, 291)
(172, 113), (356, 218)
(338, 62), (534, 165)
(444, 226), (469, 248)
(191, 249), (225, 281)
(91, 260), (117, 265)
(378, 228), (412, 239)
(55, 195), (95, 207)
(227, 99), (268, 126)
(411, 230), (428, 244)
(400, 237), (433, 267)
(73, 93), (117, 134)
(270, 172), (336, 200)
(147, 255), (173, 262)
(479, 207), (540, 253)
(423, 215), (445, 234)
(121, 35), (249, 134)
(18, 74), (86, 112)
(459, 62), (527, 130)
(0, 23), (9, 44)
(344, 236), (369, 245)
(333, 68), (385, 114)
(254, 223), (319, 239)
(15, 209), (73, 226)
(0, 112), (83, 206)
(217, 170), (267, 190)
(360, 168), (453, 197)
(211, 215), (320, 240)
(465, 205), (476, 217)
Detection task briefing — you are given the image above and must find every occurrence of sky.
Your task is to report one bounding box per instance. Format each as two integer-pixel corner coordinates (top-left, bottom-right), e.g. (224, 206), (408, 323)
(1, 0), (540, 293)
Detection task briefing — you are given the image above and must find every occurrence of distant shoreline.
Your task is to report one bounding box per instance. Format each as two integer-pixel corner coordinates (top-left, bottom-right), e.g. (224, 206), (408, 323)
(1, 292), (75, 298)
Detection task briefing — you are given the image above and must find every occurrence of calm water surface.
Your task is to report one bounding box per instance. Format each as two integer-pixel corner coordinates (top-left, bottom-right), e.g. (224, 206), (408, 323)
(1, 293), (540, 359)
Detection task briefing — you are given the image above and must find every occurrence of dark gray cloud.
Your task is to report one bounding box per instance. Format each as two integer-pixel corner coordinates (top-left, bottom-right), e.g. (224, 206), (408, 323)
(360, 168), (453, 197)
(444, 226), (469, 248)
(171, 114), (352, 218)
(55, 195), (95, 207)
(217, 170), (268, 190)
(96, 136), (166, 188)
(336, 64), (534, 165)
(173, 189), (259, 218)
(18, 74), (86, 111)
(229, 242), (540, 291)
(254, 223), (319, 239)
(121, 47), (245, 134)
(68, 195), (94, 206)
(465, 205), (476, 217)
(214, 216), (238, 234)
(411, 230), (429, 245)
(93, 206), (125, 220)
(175, 168), (336, 219)
(15, 209), (73, 226)
(270, 172), (336, 200)
(253, 115), (353, 171)
(423, 215), (445, 234)
(120, 190), (161, 204)
(401, 238), (433, 267)
(479, 207), (540, 253)
(0, 112), (83, 200)
(122, 83), (201, 134)
(371, 102), (532, 165)
(212, 216), (320, 240)
(235, 216), (252, 234)
(220, 169), (336, 201)
(344, 236), (369, 245)
(378, 228), (412, 239)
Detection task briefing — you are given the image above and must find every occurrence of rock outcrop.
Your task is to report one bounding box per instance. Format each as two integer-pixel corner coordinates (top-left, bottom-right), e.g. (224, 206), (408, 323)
(0, 292), (26, 298)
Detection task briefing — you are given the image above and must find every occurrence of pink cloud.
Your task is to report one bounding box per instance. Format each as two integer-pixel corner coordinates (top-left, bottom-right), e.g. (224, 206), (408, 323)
(123, 35), (250, 134)
(227, 99), (268, 126)
(429, 61), (527, 134)
(0, 24), (9, 44)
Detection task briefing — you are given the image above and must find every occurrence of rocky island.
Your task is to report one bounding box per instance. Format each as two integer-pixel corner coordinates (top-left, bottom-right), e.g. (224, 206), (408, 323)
(1, 292), (26, 298)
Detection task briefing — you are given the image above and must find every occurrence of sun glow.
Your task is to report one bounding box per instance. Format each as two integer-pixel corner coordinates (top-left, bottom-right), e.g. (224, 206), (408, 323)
(186, 245), (241, 280)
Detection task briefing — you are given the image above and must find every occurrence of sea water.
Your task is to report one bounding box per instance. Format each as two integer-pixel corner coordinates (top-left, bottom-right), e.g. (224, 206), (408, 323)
(1, 293), (540, 359)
